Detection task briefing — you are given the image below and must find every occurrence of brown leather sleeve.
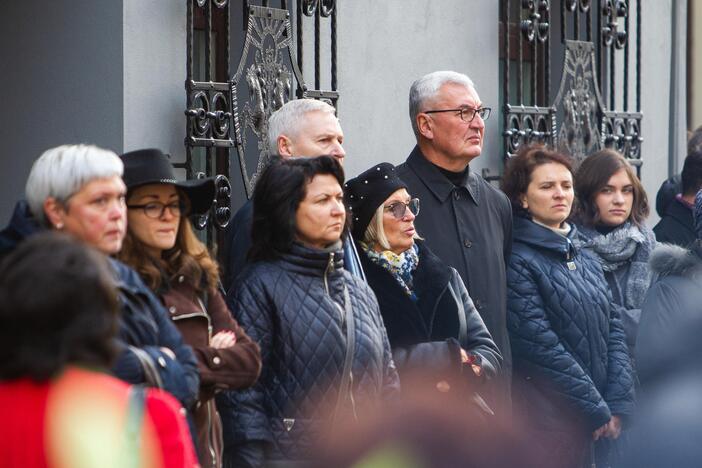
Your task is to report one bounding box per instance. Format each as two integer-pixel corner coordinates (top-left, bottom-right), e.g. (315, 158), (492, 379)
(192, 288), (262, 392)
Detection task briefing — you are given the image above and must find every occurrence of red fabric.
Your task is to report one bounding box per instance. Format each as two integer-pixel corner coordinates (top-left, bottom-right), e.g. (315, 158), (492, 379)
(144, 388), (200, 468)
(0, 379), (50, 467)
(0, 367), (198, 468)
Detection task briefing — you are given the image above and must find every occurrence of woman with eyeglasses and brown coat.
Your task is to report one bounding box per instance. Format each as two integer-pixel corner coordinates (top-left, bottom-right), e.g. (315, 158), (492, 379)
(345, 163), (501, 405)
(117, 149), (262, 468)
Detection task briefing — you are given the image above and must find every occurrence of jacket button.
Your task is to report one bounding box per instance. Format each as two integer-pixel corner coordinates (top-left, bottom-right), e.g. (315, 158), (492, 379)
(157, 356), (167, 368)
(213, 356), (221, 365)
(169, 306), (176, 314)
(178, 275), (185, 283)
(463, 239), (472, 248)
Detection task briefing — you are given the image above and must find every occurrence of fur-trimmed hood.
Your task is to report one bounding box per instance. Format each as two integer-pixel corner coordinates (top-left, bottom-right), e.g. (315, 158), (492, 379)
(649, 241), (702, 279)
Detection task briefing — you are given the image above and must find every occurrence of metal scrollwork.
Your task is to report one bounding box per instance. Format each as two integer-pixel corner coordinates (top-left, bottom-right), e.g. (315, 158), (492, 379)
(521, 0), (549, 43)
(232, 6), (307, 196)
(213, 175), (232, 228)
(302, 0), (335, 17)
(553, 41), (604, 162)
(185, 91), (211, 138)
(579, 0), (591, 12)
(196, 0), (207, 7)
(503, 108), (553, 159)
(602, 0), (628, 49)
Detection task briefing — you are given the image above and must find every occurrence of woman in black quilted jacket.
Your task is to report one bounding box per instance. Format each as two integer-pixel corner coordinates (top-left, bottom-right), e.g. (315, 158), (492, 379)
(220, 156), (400, 468)
(501, 145), (635, 467)
(344, 162), (501, 410)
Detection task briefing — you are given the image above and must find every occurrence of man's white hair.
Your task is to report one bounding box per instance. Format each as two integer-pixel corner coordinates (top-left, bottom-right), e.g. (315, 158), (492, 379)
(409, 71), (476, 139)
(267, 99), (337, 154)
(25, 144), (123, 226)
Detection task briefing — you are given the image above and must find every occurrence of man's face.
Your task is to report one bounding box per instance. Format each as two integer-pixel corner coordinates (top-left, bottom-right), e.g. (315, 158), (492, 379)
(421, 83), (485, 165)
(281, 110), (346, 164)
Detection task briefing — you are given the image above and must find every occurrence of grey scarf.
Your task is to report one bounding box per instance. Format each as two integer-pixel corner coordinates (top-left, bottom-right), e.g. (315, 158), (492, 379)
(575, 222), (656, 310)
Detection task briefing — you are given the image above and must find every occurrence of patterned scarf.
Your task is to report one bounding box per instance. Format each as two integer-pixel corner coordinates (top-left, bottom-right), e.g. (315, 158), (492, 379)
(361, 242), (419, 300)
(575, 222), (655, 309)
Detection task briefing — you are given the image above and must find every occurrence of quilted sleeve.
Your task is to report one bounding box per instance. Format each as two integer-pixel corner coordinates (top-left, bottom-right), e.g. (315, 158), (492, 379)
(507, 255), (611, 431)
(218, 274), (275, 466)
(603, 303), (636, 419)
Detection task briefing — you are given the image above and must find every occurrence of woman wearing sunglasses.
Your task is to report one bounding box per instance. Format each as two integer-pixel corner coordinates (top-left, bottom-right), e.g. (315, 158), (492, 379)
(117, 149), (262, 468)
(345, 163), (501, 403)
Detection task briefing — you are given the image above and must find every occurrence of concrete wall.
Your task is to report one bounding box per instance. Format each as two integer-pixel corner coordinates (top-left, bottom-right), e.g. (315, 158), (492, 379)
(123, 0), (187, 164)
(0, 1), (123, 223)
(689, 0), (702, 131)
(336, 0), (501, 179)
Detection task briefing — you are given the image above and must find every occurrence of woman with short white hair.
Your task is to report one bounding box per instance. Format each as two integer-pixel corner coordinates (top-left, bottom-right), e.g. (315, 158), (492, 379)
(0, 144), (200, 409)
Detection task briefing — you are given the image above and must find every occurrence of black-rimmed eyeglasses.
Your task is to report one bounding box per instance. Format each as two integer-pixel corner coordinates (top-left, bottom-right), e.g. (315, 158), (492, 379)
(127, 201), (189, 219)
(424, 106), (491, 123)
(384, 198), (420, 220)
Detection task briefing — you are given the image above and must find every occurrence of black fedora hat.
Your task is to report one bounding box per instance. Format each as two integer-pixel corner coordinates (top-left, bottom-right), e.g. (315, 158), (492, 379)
(120, 148), (215, 215)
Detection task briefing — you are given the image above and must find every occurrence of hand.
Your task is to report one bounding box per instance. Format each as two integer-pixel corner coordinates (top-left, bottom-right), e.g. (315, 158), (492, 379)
(605, 415), (622, 440)
(210, 330), (237, 349)
(159, 347), (176, 360)
(592, 422), (608, 441)
(460, 349), (482, 377)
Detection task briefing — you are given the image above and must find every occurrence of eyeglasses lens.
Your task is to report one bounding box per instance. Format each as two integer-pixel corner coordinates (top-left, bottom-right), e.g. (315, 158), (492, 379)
(390, 199), (420, 219)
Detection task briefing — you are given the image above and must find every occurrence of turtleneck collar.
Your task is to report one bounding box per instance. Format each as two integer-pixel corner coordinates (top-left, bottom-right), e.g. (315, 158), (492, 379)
(278, 241), (345, 276)
(532, 219), (572, 237)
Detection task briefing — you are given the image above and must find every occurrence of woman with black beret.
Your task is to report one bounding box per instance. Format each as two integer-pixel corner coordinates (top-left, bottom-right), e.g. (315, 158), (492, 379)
(345, 162), (501, 406)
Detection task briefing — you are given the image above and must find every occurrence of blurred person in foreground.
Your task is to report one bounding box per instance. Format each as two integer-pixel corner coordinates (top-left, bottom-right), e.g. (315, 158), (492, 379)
(222, 156), (399, 467)
(309, 373), (554, 468)
(501, 145), (634, 467)
(0, 232), (197, 467)
(624, 198), (702, 466)
(118, 148), (262, 468)
(0, 144), (199, 407)
(344, 162), (501, 412)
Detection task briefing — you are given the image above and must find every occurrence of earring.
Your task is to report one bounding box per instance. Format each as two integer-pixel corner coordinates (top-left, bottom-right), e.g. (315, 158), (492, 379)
(55, 222), (64, 230)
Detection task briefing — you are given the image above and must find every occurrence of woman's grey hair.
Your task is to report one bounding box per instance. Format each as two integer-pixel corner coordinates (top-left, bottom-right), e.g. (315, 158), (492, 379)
(363, 203), (422, 251)
(25, 144), (123, 226)
(409, 71), (476, 139)
(267, 99), (337, 153)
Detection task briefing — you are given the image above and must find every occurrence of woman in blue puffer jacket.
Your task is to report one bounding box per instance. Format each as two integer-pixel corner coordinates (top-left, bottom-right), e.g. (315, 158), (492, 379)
(220, 156), (400, 468)
(501, 145), (635, 467)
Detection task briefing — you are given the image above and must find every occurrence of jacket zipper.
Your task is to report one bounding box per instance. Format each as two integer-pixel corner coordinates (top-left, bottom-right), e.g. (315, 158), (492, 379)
(324, 251), (357, 418)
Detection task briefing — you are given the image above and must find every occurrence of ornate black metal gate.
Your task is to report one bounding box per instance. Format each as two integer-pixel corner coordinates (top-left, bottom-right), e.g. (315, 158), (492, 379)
(500, 0), (642, 169)
(182, 0), (338, 248)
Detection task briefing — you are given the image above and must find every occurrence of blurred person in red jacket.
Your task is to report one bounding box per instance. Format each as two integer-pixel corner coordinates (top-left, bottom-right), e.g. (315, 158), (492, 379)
(0, 232), (198, 468)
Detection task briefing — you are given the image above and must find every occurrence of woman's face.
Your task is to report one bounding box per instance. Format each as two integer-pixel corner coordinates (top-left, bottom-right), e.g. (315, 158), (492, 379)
(594, 168), (634, 227)
(380, 188), (416, 255)
(521, 162), (574, 229)
(127, 184), (181, 257)
(295, 174), (345, 250)
(51, 176), (127, 255)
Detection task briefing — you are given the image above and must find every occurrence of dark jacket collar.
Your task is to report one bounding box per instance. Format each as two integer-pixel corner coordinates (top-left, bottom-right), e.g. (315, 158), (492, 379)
(0, 200), (43, 257)
(665, 198), (694, 226)
(359, 240), (452, 341)
(278, 241), (345, 277)
(406, 146), (481, 205)
(513, 215), (577, 260)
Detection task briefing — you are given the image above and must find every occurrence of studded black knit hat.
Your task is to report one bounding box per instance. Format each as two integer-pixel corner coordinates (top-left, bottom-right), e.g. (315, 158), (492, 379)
(344, 163), (408, 241)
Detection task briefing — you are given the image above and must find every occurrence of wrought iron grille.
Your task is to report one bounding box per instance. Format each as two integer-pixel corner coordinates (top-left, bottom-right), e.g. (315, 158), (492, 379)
(499, 0), (642, 171)
(183, 0), (338, 248)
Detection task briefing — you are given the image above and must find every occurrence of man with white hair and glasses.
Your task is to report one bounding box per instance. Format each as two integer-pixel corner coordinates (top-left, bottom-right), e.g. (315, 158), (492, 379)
(222, 98), (365, 288)
(397, 71), (513, 415)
